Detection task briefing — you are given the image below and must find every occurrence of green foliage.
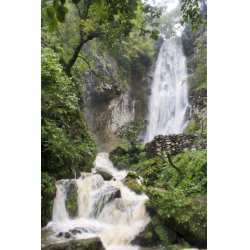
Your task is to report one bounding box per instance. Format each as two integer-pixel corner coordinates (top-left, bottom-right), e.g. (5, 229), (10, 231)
(185, 119), (199, 134)
(42, 0), (163, 43)
(158, 149), (207, 198)
(41, 46), (97, 178)
(180, 0), (207, 33)
(119, 121), (145, 151)
(41, 172), (56, 226)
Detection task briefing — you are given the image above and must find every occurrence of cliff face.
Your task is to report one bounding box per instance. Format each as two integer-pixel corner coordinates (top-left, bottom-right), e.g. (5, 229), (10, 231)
(82, 53), (155, 152)
(185, 29), (207, 134)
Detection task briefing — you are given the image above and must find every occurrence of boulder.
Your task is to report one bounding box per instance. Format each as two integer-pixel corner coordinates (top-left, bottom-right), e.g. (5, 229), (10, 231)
(124, 172), (146, 195)
(95, 167), (113, 181)
(93, 186), (121, 216)
(69, 229), (82, 235)
(42, 237), (105, 250)
(146, 188), (207, 248)
(64, 232), (71, 238)
(54, 180), (78, 219)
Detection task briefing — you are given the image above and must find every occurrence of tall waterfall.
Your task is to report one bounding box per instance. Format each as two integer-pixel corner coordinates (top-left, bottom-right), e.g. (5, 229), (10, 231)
(41, 153), (150, 250)
(144, 37), (191, 143)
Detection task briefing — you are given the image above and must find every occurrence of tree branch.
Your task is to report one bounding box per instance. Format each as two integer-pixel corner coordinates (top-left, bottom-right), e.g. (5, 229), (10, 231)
(78, 56), (106, 81)
(163, 151), (182, 175)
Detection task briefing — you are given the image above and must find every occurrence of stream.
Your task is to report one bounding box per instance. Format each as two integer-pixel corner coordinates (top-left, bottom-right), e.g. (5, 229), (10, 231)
(42, 153), (155, 250)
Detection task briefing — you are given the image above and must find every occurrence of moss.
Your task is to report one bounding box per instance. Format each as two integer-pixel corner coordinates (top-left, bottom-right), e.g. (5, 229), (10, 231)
(151, 215), (161, 226)
(155, 225), (170, 246)
(138, 157), (164, 186)
(124, 178), (146, 194)
(65, 181), (78, 218)
(146, 188), (207, 247)
(66, 193), (77, 217)
(126, 171), (139, 179)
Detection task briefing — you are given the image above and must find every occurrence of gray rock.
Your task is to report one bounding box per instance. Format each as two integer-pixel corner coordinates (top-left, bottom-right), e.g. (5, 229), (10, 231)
(64, 232), (71, 238)
(69, 229), (82, 235)
(42, 237), (105, 250)
(95, 167), (113, 180)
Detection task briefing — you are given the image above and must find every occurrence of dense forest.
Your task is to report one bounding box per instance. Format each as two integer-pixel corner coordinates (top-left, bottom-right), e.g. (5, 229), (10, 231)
(41, 0), (207, 249)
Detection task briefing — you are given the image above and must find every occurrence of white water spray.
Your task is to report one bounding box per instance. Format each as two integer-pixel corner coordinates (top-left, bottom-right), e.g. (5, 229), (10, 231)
(144, 37), (191, 143)
(42, 153), (150, 250)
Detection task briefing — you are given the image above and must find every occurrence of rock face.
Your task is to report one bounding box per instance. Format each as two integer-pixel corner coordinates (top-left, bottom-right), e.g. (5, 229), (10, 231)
(146, 188), (207, 248)
(42, 237), (105, 250)
(95, 167), (113, 180)
(144, 133), (207, 159)
(185, 88), (207, 135)
(82, 52), (156, 152)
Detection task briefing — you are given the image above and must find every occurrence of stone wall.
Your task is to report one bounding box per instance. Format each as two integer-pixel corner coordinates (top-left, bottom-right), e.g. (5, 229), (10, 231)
(144, 133), (207, 159)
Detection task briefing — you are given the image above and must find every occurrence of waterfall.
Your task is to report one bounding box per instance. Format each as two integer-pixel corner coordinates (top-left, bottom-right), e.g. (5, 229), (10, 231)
(42, 153), (150, 250)
(144, 37), (191, 143)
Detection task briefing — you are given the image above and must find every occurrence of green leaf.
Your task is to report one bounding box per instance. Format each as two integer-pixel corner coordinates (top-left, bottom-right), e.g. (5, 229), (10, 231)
(192, 29), (195, 33)
(53, 0), (59, 10)
(95, 0), (102, 7)
(47, 7), (55, 19)
(49, 18), (58, 32)
(57, 9), (66, 23)
(72, 0), (81, 5)
(58, 5), (68, 14)
(60, 0), (66, 4)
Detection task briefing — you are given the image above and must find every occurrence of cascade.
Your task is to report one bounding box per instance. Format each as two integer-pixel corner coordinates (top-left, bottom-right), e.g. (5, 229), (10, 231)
(41, 153), (150, 250)
(144, 37), (191, 143)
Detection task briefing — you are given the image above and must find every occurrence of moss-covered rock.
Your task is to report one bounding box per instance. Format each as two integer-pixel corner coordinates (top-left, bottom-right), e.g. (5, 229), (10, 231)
(131, 215), (177, 247)
(65, 181), (78, 218)
(125, 178), (146, 194)
(42, 237), (105, 250)
(124, 171), (146, 194)
(146, 188), (207, 248)
(55, 179), (78, 219)
(138, 157), (165, 186)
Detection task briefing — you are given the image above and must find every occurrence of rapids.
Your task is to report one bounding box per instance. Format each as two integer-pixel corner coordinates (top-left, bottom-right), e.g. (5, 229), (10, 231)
(41, 153), (150, 250)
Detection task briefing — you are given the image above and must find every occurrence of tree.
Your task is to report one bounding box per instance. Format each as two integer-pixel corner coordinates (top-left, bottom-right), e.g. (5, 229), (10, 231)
(119, 121), (145, 152)
(41, 0), (163, 76)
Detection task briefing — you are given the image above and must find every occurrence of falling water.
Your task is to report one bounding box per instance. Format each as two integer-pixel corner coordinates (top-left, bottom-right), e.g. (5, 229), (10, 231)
(144, 37), (191, 143)
(41, 153), (150, 250)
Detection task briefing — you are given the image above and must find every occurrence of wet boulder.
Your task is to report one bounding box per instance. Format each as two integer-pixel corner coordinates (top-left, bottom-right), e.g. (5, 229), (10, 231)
(64, 232), (71, 238)
(93, 186), (121, 216)
(69, 229), (82, 235)
(42, 237), (105, 250)
(95, 167), (113, 180)
(54, 180), (78, 219)
(124, 172), (146, 195)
